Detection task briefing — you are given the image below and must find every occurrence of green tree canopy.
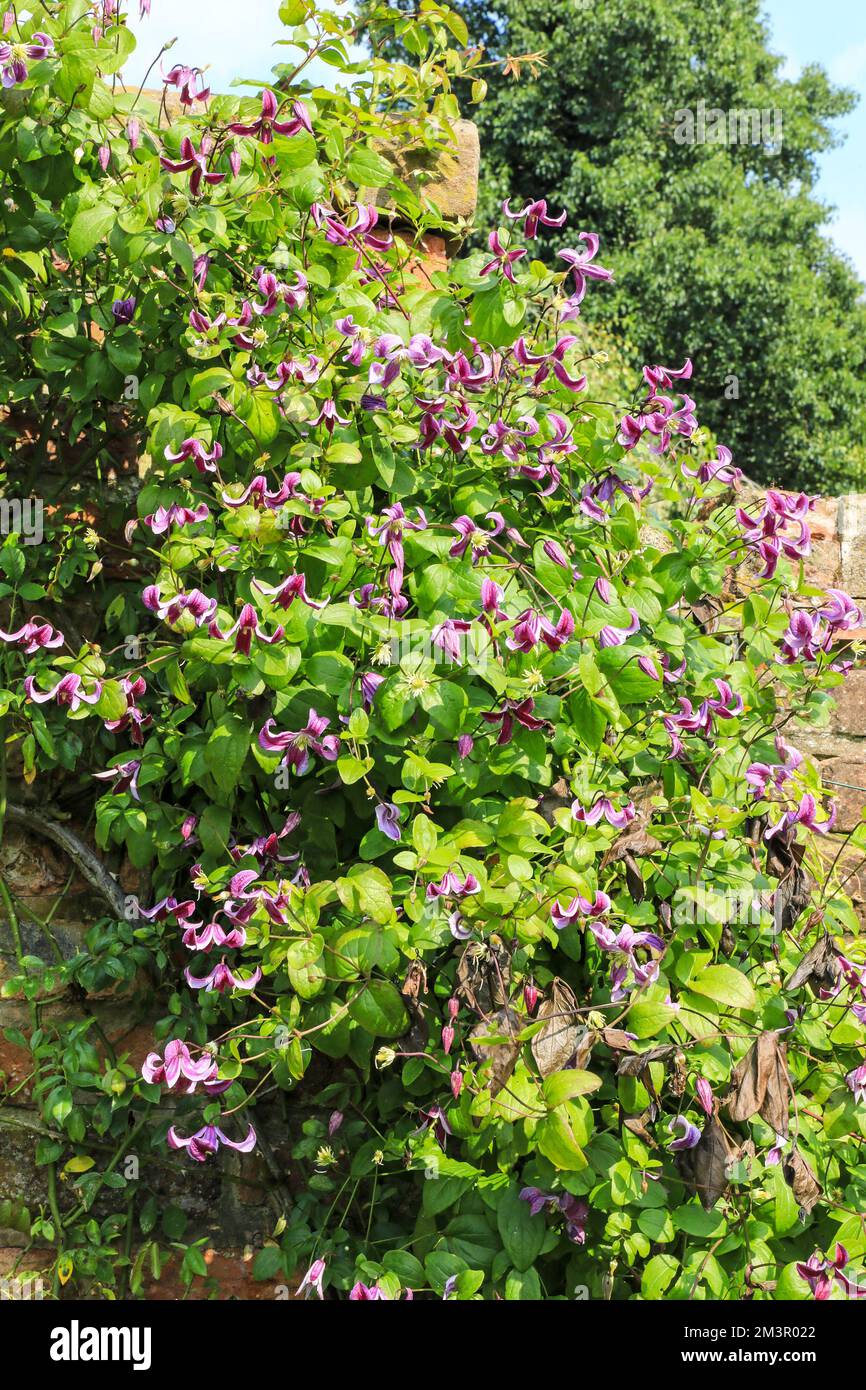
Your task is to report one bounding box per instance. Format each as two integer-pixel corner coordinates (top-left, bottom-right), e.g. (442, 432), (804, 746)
(368, 0), (866, 492)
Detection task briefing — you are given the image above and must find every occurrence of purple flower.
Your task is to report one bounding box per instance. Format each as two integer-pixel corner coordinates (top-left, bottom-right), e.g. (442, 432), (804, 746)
(143, 584), (217, 627)
(426, 871), (480, 901)
(162, 64), (210, 109)
(589, 921), (665, 1002)
(298, 1258), (326, 1300)
(375, 802), (402, 842)
(93, 758), (141, 801)
(449, 511), (506, 562)
(572, 797), (636, 829)
(432, 618), (473, 664)
(252, 572), (325, 610)
(164, 437), (223, 473)
(480, 228), (526, 284)
(764, 792), (836, 841)
(797, 1245), (866, 1301)
(481, 697), (547, 745)
(160, 135), (225, 197)
(167, 1122), (256, 1163)
(550, 891), (611, 931)
(503, 197), (567, 238)
(111, 296), (136, 325)
(598, 608), (640, 649)
(228, 90), (311, 164)
(558, 233), (613, 299)
(143, 502), (210, 533)
(349, 1281), (386, 1300)
(366, 502), (427, 570)
(24, 672), (103, 711)
(184, 960), (262, 994)
(141, 1040), (226, 1094)
(258, 709), (340, 775)
(668, 1116), (701, 1152)
(0, 619), (63, 653)
(695, 1078), (714, 1116)
(846, 1061), (866, 1104)
(643, 359), (693, 391)
(209, 602), (283, 655)
(682, 444), (741, 487)
(0, 31), (54, 88)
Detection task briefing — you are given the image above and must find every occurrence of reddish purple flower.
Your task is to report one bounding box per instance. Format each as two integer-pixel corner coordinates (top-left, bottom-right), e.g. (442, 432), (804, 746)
(668, 1116), (701, 1152)
(24, 672), (103, 711)
(481, 697), (547, 745)
(589, 921), (665, 1002)
(209, 602), (283, 655)
(642, 359), (692, 391)
(167, 1121), (256, 1163)
(164, 437), (223, 473)
(0, 619), (63, 653)
(160, 135), (224, 196)
(449, 511), (506, 561)
(502, 197), (567, 238)
(298, 1258), (326, 1299)
(797, 1245), (866, 1301)
(184, 959), (262, 993)
(228, 91), (311, 162)
(558, 233), (613, 299)
(480, 229), (527, 284)
(93, 758), (141, 800)
(572, 797), (635, 829)
(0, 31), (54, 88)
(432, 618), (473, 664)
(162, 64), (210, 109)
(682, 444), (741, 487)
(141, 1040), (227, 1094)
(258, 709), (339, 775)
(550, 890), (611, 931)
(144, 502), (210, 533)
(695, 1078), (714, 1116)
(143, 584), (218, 627)
(426, 871), (480, 900)
(764, 793), (836, 841)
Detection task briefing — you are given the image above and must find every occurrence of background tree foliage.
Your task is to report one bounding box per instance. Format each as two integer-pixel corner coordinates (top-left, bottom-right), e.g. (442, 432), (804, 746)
(365, 0), (866, 493)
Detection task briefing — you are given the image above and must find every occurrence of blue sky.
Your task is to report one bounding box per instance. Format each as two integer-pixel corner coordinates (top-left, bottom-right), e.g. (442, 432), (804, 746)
(123, 0), (866, 280)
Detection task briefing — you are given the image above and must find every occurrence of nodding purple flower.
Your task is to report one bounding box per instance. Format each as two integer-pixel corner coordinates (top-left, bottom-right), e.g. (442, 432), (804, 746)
(209, 602), (284, 655)
(160, 134), (224, 196)
(366, 502), (427, 571)
(98, 143), (111, 172)
(449, 511), (506, 562)
(745, 735), (802, 797)
(310, 398), (350, 434)
(558, 232), (613, 300)
(519, 1186), (553, 1217)
(797, 1245), (866, 1301)
(228, 90), (312, 161)
(252, 267), (308, 315)
(162, 63), (210, 109)
(818, 587), (863, 632)
(536, 411), (576, 470)
(707, 678), (743, 720)
(311, 202), (393, 267)
(155, 213), (176, 233)
(481, 697), (547, 746)
(502, 197), (567, 238)
(24, 672), (103, 711)
(572, 797), (635, 829)
(432, 618), (473, 665)
(682, 444), (741, 487)
(184, 959), (262, 994)
(736, 490), (814, 580)
(349, 1281), (386, 1300)
(298, 1258), (326, 1300)
(0, 31), (54, 88)
(457, 734), (474, 759)
(695, 1078), (714, 1117)
(668, 1116), (701, 1152)
(258, 709), (340, 776)
(142, 584), (218, 628)
(252, 572), (326, 611)
(542, 538), (571, 569)
(181, 917), (246, 952)
(551, 891), (611, 931)
(164, 437), (223, 473)
(519, 1189), (589, 1244)
(778, 608), (829, 665)
(143, 502), (210, 534)
(138, 896), (199, 924)
(416, 1103), (453, 1148)
(221, 472), (305, 512)
(426, 871), (480, 901)
(846, 1061), (866, 1104)
(141, 1040), (227, 1094)
(111, 296), (136, 325)
(192, 252), (211, 291)
(360, 672), (384, 710)
(0, 619), (64, 653)
(764, 792), (837, 841)
(375, 802), (402, 842)
(643, 359), (693, 391)
(506, 606), (574, 654)
(589, 922), (665, 1002)
(448, 911), (472, 941)
(598, 608), (640, 649)
(480, 228), (527, 284)
(167, 1121), (256, 1163)
(94, 758), (141, 801)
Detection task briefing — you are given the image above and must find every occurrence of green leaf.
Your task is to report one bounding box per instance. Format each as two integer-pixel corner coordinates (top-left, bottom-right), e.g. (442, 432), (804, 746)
(542, 1070), (602, 1107)
(348, 980), (409, 1038)
(496, 1185), (545, 1271)
(203, 715), (251, 796)
(68, 203), (116, 260)
(536, 1108), (587, 1171)
(688, 964), (757, 1012)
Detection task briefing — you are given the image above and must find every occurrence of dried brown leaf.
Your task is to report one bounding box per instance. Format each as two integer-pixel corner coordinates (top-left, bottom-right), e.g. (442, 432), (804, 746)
(468, 1005), (521, 1095)
(725, 1031), (791, 1137)
(783, 1147), (822, 1215)
(531, 978), (581, 1078)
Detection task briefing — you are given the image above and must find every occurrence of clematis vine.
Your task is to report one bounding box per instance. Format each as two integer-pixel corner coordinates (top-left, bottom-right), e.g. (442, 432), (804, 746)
(258, 710), (340, 774)
(167, 1122), (257, 1163)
